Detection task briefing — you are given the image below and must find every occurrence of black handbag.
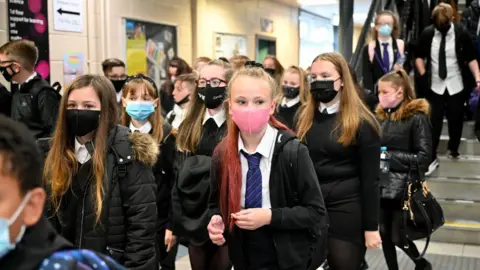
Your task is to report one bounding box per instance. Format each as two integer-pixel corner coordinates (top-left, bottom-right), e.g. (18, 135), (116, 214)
(400, 155), (445, 259)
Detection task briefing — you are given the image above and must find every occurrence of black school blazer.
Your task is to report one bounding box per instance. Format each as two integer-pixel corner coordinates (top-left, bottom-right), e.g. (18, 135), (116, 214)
(415, 23), (476, 96)
(209, 130), (327, 270)
(362, 40), (401, 93)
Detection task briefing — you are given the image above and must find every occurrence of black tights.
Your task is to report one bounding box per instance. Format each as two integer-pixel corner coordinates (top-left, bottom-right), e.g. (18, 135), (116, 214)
(380, 200), (428, 270)
(327, 237), (366, 270)
(188, 242), (231, 270)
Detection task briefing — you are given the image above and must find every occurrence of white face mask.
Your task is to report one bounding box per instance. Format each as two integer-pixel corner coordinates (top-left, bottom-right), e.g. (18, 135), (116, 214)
(0, 192), (31, 259)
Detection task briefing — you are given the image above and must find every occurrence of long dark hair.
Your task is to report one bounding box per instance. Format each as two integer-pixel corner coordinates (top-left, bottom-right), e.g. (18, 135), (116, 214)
(44, 75), (118, 223)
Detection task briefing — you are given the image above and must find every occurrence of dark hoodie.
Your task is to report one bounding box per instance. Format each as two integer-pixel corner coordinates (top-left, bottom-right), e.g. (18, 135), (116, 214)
(209, 129), (327, 270)
(376, 99), (432, 200)
(0, 216), (71, 270)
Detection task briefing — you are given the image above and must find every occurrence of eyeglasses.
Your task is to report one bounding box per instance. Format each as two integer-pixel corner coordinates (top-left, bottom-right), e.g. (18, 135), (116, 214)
(126, 74), (158, 90)
(198, 78), (227, 88)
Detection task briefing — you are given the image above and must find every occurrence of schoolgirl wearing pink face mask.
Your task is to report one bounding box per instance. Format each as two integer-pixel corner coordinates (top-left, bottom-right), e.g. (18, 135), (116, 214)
(376, 69), (433, 270)
(207, 67), (327, 270)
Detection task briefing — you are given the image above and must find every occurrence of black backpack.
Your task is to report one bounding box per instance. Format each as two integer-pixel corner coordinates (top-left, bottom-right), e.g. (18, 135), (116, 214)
(282, 139), (328, 270)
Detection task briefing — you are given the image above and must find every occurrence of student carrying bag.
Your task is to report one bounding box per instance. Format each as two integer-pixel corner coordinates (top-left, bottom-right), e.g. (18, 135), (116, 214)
(283, 139), (328, 270)
(400, 156), (445, 259)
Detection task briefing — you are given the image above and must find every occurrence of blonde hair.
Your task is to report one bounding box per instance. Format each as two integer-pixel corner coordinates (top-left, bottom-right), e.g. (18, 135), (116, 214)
(230, 55), (250, 71)
(176, 60), (233, 152)
(433, 3), (455, 26)
(176, 73), (198, 93)
(378, 69), (416, 102)
(229, 67), (278, 99)
(194, 57), (212, 71)
(296, 52), (380, 145)
(278, 66), (309, 105)
(120, 78), (164, 143)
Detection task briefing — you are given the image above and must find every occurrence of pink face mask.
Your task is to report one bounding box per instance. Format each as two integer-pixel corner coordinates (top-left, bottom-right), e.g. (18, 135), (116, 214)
(231, 107), (271, 135)
(379, 92), (402, 109)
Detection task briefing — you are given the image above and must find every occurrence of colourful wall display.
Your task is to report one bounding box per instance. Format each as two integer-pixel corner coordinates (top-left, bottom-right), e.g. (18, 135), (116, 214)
(125, 19), (177, 88)
(63, 52), (84, 86)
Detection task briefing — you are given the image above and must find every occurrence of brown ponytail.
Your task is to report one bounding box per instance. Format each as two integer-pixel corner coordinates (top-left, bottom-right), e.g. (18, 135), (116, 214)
(379, 69), (416, 102)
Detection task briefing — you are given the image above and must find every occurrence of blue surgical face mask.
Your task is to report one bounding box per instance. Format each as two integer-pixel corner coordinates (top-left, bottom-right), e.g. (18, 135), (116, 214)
(126, 101), (156, 121)
(378, 24), (392, 37)
(0, 192), (31, 259)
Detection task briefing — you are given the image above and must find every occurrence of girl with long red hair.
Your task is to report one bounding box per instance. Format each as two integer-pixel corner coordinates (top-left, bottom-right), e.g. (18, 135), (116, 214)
(207, 67), (326, 270)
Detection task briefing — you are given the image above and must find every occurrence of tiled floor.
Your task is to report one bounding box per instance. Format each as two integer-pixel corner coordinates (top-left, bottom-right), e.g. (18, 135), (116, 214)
(172, 241), (480, 270)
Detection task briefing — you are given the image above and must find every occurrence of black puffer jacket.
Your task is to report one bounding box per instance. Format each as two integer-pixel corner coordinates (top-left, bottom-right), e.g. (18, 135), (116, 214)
(48, 125), (159, 270)
(376, 99), (432, 200)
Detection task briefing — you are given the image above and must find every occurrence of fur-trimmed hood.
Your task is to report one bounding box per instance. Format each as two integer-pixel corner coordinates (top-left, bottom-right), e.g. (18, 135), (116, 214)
(108, 125), (159, 167)
(376, 98), (430, 121)
(129, 132), (159, 166)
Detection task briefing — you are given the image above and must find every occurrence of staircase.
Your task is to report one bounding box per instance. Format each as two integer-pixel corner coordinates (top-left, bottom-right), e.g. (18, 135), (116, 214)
(428, 120), (480, 245)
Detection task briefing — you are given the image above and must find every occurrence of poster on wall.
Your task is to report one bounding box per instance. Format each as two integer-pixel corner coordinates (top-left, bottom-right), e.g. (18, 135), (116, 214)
(125, 19), (177, 88)
(63, 52), (84, 86)
(214, 33), (247, 60)
(7, 0), (50, 82)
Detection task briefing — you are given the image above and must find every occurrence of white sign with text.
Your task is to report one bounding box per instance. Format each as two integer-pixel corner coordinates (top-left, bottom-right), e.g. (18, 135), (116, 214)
(53, 0), (83, 32)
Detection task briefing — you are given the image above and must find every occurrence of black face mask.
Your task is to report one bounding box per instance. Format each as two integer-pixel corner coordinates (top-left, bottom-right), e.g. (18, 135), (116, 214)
(175, 95), (189, 106)
(66, 110), (101, 137)
(310, 80), (339, 103)
(110, 79), (127, 93)
(0, 65), (17, 82)
(283, 86), (300, 99)
(435, 22), (451, 34)
(264, 68), (275, 77)
(198, 85), (226, 109)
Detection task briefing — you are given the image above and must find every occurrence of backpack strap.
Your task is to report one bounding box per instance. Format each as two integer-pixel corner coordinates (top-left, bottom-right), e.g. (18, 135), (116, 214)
(285, 139), (300, 206)
(104, 145), (130, 250)
(162, 122), (173, 143)
(51, 81), (62, 93)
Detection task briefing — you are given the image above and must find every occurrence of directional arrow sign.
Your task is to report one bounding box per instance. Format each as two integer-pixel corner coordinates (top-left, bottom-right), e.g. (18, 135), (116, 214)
(57, 8), (80, 16)
(53, 0), (83, 32)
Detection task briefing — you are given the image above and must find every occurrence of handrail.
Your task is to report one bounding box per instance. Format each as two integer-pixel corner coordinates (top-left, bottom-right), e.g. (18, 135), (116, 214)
(350, 0), (382, 69)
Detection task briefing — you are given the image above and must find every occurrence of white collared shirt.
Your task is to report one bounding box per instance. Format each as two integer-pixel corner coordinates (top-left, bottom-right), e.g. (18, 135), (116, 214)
(75, 138), (91, 164)
(167, 105), (187, 129)
(202, 108), (226, 127)
(430, 24), (463, 96)
(116, 91), (122, 103)
(129, 121), (152, 134)
(238, 124), (278, 209)
(319, 100), (340, 114)
(18, 72), (37, 89)
(281, 96), (300, 108)
(378, 37), (394, 70)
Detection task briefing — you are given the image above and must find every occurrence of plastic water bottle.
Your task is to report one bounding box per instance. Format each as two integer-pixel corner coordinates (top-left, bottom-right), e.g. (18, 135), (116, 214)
(395, 52), (407, 66)
(380, 146), (390, 173)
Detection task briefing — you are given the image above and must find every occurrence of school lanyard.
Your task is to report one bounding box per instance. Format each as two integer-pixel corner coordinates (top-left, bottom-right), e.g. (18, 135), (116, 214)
(374, 50), (400, 74)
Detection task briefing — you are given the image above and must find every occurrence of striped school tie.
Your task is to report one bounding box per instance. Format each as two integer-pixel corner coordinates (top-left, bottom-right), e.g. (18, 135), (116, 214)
(241, 151), (263, 209)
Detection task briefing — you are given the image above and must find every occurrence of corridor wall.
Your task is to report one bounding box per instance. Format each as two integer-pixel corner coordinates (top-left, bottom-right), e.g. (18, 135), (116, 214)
(0, 0), (298, 87)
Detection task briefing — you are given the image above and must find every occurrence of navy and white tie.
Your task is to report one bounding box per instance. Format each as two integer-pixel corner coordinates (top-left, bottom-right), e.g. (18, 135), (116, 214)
(241, 151), (263, 209)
